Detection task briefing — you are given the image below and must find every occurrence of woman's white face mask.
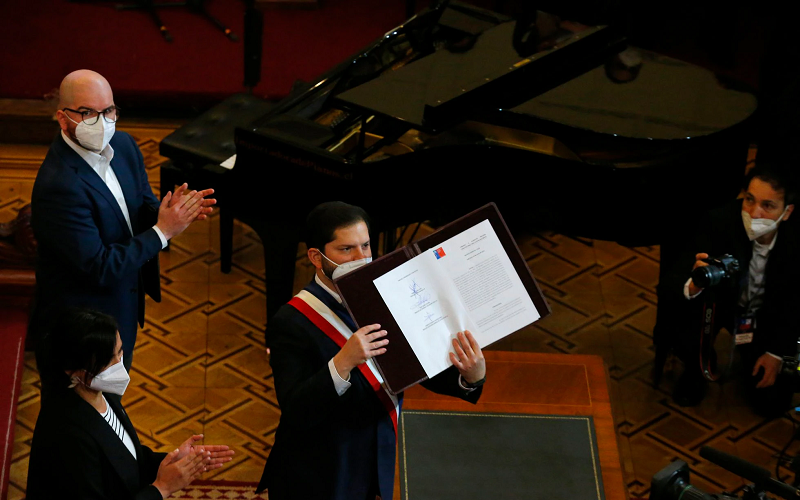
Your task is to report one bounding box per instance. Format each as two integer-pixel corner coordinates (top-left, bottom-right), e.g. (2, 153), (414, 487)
(70, 354), (130, 396)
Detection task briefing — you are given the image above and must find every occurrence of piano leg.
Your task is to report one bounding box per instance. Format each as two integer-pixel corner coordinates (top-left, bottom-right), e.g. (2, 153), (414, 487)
(249, 221), (301, 321)
(220, 209), (234, 274)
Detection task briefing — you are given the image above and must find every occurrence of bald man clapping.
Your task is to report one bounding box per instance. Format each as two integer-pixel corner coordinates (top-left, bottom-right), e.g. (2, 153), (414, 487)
(31, 70), (216, 378)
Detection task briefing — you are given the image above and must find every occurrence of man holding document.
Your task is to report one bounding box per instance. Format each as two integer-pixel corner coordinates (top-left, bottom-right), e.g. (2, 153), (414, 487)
(256, 202), (485, 500)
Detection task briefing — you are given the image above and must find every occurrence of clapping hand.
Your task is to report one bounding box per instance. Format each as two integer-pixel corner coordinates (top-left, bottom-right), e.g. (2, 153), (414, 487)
(152, 448), (209, 498)
(170, 183), (216, 221)
(171, 434), (235, 469)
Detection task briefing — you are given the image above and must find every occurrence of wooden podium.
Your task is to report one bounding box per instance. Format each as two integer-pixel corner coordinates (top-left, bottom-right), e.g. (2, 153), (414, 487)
(397, 351), (625, 500)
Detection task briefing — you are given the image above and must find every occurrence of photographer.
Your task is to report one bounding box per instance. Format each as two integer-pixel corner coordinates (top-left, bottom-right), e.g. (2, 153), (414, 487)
(668, 162), (798, 416)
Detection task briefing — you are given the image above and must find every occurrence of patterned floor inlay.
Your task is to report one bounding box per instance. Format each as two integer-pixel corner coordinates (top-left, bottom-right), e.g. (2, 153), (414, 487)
(3, 128), (799, 500)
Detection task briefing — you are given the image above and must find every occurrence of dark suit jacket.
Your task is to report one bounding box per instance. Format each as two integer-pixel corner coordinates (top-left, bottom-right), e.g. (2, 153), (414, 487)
(662, 199), (800, 357)
(26, 389), (166, 500)
(257, 281), (482, 500)
(30, 131), (162, 357)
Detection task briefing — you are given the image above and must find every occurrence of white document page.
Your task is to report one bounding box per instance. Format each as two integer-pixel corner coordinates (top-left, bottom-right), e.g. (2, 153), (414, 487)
(373, 219), (540, 377)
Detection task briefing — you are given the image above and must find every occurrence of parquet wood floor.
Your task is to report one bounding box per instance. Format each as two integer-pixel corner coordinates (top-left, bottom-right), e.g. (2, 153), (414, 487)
(2, 126), (798, 500)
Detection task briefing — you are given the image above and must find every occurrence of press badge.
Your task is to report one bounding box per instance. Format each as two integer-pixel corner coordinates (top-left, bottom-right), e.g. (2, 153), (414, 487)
(734, 316), (755, 345)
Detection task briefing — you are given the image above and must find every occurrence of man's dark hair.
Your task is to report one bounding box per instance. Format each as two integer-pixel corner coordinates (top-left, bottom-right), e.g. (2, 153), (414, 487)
(745, 161), (798, 206)
(39, 307), (119, 389)
(305, 201), (370, 252)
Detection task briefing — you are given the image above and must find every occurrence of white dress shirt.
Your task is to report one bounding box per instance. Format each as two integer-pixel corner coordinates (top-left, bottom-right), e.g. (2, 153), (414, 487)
(61, 131), (167, 248)
(100, 395), (137, 459)
(738, 236), (776, 315)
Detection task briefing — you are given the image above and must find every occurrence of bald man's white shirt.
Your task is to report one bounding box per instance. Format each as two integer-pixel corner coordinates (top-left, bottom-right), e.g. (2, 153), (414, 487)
(61, 130), (167, 248)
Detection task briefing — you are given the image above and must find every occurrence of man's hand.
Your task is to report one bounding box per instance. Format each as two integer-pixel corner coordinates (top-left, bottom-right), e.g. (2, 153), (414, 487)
(753, 353), (782, 388)
(171, 434), (235, 468)
(332, 324), (388, 380)
(155, 189), (205, 240)
(687, 252), (710, 296)
(170, 183), (216, 221)
(450, 330), (485, 384)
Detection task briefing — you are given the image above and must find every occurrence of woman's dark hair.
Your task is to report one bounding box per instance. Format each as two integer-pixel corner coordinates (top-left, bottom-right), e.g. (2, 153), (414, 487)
(39, 307), (119, 389)
(305, 201), (370, 252)
(745, 162), (798, 206)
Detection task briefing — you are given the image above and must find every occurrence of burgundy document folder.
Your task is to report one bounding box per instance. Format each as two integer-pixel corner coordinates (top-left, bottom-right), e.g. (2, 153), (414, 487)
(334, 203), (550, 394)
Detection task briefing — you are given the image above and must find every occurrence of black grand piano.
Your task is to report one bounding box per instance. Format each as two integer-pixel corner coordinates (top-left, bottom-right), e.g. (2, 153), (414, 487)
(161, 1), (757, 318)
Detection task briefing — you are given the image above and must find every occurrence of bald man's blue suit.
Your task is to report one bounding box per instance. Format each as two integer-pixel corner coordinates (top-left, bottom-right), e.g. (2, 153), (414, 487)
(30, 131), (162, 362)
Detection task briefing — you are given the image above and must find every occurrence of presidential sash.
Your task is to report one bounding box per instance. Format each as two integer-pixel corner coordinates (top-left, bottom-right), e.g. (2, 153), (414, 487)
(289, 289), (400, 434)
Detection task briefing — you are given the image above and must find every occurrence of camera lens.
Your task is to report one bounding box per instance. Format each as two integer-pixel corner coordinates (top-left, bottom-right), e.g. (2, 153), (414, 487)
(691, 266), (724, 289)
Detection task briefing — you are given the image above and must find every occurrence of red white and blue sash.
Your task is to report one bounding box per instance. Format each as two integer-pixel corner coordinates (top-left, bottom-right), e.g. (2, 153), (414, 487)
(289, 289), (400, 434)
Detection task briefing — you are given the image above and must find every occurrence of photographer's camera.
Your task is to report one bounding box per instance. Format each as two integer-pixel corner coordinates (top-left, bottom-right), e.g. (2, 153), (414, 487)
(691, 254), (740, 289)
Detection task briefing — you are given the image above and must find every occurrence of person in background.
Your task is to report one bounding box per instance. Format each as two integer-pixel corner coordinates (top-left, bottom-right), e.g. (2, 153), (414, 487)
(668, 163), (798, 416)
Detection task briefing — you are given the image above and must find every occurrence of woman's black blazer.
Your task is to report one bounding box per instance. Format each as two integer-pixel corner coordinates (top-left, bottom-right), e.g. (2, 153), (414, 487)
(26, 389), (167, 500)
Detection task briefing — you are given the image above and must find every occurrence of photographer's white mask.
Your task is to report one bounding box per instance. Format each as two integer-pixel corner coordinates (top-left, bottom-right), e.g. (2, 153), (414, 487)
(320, 252), (372, 280)
(66, 114), (116, 152)
(741, 206), (789, 241)
(69, 355), (130, 396)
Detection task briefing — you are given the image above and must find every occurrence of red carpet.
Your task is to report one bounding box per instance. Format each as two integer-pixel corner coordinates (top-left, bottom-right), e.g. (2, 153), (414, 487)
(174, 480), (267, 499)
(0, 0), (414, 109)
(0, 307), (27, 500)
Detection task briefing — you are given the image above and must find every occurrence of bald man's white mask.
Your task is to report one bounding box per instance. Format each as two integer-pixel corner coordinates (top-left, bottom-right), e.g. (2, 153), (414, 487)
(66, 115), (115, 152)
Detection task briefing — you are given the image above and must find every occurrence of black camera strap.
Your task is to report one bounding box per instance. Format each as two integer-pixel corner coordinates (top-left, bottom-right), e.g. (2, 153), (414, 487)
(699, 293), (740, 382)
(699, 298), (721, 381)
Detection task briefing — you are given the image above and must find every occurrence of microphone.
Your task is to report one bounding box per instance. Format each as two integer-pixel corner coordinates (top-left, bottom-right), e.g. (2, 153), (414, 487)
(699, 447), (770, 482)
(700, 446), (800, 500)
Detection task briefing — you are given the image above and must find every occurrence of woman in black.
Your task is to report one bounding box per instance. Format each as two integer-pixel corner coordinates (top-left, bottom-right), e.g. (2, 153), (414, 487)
(26, 308), (234, 499)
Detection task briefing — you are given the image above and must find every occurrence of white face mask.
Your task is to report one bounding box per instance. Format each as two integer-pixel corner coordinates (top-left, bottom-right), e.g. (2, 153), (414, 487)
(66, 114), (115, 152)
(741, 206), (789, 241)
(88, 355), (130, 396)
(320, 252), (372, 280)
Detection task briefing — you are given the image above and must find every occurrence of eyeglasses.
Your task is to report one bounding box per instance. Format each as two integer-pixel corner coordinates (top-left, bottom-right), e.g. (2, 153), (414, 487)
(62, 106), (120, 126)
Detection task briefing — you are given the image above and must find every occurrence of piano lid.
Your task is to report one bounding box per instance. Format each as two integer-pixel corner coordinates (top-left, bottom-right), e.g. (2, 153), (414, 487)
(334, 12), (624, 132)
(511, 49), (758, 140)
